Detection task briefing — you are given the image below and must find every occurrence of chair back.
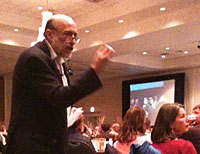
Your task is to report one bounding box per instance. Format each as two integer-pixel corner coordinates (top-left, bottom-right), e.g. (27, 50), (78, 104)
(104, 144), (118, 154)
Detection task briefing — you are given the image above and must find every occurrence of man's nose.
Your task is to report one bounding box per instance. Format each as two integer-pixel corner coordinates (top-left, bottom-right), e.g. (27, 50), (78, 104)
(71, 38), (77, 44)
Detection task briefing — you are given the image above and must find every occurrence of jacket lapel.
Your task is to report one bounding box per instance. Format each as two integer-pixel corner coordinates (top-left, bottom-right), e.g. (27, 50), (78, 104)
(36, 40), (63, 83)
(62, 63), (70, 85)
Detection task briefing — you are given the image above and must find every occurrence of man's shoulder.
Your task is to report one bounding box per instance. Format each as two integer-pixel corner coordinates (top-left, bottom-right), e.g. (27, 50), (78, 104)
(18, 41), (50, 62)
(21, 41), (47, 54)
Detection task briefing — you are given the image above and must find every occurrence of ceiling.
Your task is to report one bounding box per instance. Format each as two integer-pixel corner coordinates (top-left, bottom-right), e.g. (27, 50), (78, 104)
(1, 0), (200, 79)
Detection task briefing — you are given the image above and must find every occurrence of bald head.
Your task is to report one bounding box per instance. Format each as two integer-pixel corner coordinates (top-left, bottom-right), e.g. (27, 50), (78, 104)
(44, 14), (76, 38)
(44, 14), (78, 58)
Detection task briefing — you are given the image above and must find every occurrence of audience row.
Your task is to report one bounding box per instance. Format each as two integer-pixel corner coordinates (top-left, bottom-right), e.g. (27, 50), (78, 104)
(1, 103), (200, 154)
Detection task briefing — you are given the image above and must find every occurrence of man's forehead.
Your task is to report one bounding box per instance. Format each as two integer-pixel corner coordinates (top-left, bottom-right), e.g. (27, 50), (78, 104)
(53, 18), (77, 31)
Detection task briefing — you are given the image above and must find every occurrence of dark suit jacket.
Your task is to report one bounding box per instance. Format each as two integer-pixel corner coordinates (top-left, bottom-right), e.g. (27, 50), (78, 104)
(5, 40), (102, 154)
(68, 129), (96, 154)
(181, 124), (200, 154)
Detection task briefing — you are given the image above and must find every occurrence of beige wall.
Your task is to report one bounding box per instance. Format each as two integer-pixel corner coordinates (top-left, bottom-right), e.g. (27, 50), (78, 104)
(0, 77), (4, 123)
(184, 67), (200, 114)
(75, 77), (123, 125)
(3, 66), (200, 127)
(4, 73), (12, 128)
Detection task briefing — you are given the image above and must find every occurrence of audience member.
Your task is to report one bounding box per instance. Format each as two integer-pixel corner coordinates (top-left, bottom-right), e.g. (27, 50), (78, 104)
(109, 123), (121, 142)
(68, 109), (96, 154)
(181, 104), (200, 154)
(5, 14), (115, 154)
(114, 107), (151, 154)
(0, 123), (7, 153)
(96, 123), (113, 141)
(93, 126), (102, 137)
(80, 123), (92, 138)
(151, 103), (197, 154)
(110, 123), (120, 134)
(0, 125), (7, 137)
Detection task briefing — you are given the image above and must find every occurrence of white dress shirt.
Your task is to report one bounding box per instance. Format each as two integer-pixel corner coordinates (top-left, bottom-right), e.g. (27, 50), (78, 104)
(45, 39), (68, 86)
(45, 39), (78, 127)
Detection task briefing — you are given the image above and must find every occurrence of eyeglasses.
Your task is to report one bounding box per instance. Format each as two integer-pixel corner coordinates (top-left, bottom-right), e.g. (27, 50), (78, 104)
(50, 28), (80, 43)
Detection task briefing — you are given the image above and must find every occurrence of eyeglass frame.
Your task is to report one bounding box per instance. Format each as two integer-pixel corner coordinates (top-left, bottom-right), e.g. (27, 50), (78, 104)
(49, 27), (80, 43)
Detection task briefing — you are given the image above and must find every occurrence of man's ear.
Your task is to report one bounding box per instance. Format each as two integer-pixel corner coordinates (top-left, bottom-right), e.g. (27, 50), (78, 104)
(45, 29), (54, 41)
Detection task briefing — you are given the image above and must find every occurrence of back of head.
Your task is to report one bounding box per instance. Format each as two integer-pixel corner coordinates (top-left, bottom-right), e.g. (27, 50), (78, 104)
(118, 106), (146, 143)
(101, 123), (111, 132)
(151, 103), (183, 143)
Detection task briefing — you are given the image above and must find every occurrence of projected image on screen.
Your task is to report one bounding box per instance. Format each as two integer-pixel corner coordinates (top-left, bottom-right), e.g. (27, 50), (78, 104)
(130, 79), (175, 125)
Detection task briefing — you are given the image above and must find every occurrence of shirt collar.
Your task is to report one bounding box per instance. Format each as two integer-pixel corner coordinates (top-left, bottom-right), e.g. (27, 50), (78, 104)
(45, 39), (68, 65)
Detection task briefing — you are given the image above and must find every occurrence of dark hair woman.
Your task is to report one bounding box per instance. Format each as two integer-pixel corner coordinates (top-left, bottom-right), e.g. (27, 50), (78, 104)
(152, 103), (197, 154)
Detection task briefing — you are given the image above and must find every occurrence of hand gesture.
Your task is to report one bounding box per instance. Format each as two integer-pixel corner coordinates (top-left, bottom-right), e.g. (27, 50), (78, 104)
(91, 44), (115, 74)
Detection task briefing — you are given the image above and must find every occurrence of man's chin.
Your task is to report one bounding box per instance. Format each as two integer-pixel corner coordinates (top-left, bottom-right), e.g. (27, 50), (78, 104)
(65, 46), (73, 51)
(62, 52), (73, 59)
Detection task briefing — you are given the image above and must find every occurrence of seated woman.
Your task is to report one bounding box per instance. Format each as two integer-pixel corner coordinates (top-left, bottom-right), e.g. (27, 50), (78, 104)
(151, 103), (197, 154)
(114, 107), (151, 154)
